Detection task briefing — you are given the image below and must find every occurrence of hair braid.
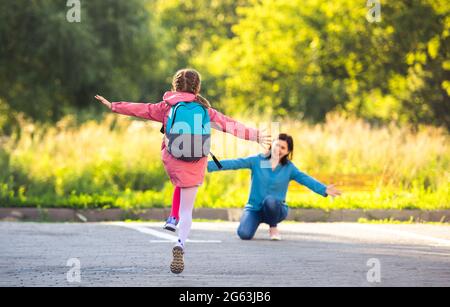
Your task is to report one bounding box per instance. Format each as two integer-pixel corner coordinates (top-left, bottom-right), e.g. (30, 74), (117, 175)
(171, 68), (211, 108)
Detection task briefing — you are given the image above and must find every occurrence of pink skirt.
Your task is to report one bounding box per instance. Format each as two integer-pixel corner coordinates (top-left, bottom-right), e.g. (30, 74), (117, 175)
(160, 142), (208, 188)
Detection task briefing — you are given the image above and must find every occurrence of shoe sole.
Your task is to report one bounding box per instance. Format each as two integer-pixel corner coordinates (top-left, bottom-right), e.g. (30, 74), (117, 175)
(170, 246), (184, 274)
(163, 225), (177, 232)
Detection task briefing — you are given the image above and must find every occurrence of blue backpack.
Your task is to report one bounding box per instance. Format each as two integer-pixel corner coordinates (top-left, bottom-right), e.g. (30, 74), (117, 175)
(160, 101), (222, 168)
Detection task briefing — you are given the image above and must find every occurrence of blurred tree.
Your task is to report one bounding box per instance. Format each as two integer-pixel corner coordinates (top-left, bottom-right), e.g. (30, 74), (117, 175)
(0, 0), (448, 129)
(0, 0), (161, 124)
(148, 0), (250, 109)
(382, 1), (449, 128)
(195, 0), (449, 128)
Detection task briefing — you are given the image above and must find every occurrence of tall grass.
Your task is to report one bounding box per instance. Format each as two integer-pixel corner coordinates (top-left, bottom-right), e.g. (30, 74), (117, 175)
(0, 112), (448, 210)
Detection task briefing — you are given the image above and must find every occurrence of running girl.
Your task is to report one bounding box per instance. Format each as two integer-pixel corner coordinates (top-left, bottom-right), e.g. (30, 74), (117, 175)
(94, 68), (271, 274)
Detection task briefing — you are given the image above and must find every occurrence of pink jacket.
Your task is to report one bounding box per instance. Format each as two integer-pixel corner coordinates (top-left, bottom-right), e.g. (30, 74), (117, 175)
(111, 91), (260, 187)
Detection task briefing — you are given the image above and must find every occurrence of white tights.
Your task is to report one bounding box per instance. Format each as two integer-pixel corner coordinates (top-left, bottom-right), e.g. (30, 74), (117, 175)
(176, 186), (199, 249)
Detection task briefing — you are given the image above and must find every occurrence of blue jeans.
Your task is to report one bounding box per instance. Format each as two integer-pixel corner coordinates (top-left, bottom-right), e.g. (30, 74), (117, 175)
(237, 196), (289, 240)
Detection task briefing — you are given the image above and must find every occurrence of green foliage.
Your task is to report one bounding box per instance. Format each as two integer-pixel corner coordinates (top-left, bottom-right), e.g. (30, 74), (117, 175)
(0, 0), (448, 129)
(0, 0), (162, 123)
(191, 0), (449, 127)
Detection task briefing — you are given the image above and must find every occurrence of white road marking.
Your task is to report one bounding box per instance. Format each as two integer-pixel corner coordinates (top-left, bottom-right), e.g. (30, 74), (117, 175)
(109, 222), (222, 243)
(108, 222), (450, 247)
(149, 240), (222, 243)
(344, 224), (450, 247)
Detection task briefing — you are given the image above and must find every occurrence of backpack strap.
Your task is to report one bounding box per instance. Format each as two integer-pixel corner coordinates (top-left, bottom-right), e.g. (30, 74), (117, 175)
(160, 100), (172, 134)
(160, 101), (181, 135)
(168, 103), (184, 134)
(209, 152), (223, 169)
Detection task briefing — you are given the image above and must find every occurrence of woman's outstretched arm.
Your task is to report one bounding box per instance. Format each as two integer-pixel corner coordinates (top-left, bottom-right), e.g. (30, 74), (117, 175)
(207, 155), (257, 172)
(94, 95), (166, 123)
(291, 166), (342, 197)
(291, 165), (328, 197)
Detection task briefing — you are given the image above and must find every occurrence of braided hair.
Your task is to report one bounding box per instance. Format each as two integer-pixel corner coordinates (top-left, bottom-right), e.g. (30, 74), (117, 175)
(171, 69), (211, 108)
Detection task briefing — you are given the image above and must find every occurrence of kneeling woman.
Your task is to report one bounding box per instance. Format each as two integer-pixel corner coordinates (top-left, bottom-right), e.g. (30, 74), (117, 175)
(207, 133), (342, 240)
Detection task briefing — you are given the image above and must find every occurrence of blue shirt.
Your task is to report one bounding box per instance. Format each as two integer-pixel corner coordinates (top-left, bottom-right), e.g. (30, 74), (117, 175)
(207, 154), (328, 211)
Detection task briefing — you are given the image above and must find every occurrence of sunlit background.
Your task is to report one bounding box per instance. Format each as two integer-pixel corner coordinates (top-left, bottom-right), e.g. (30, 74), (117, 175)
(0, 0), (448, 211)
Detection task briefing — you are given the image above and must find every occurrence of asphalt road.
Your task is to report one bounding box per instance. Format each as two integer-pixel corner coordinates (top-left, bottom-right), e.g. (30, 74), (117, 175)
(1, 221), (449, 287)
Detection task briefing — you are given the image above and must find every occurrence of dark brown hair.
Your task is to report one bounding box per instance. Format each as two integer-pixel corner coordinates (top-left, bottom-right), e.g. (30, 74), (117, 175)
(265, 133), (294, 165)
(171, 68), (211, 108)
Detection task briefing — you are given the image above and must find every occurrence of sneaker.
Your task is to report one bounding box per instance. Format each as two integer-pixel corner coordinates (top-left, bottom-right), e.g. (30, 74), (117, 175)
(269, 227), (281, 241)
(163, 216), (178, 232)
(170, 246), (184, 274)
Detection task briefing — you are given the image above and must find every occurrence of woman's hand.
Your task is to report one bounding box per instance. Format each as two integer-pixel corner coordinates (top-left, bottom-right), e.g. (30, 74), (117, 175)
(94, 95), (112, 109)
(326, 184), (342, 197)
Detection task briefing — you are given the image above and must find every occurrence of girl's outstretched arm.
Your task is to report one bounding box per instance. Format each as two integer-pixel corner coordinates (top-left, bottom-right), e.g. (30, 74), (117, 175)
(207, 155), (257, 172)
(208, 108), (271, 147)
(94, 95), (166, 123)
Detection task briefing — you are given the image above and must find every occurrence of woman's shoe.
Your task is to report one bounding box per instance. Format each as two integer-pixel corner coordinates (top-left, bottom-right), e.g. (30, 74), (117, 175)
(269, 227), (281, 241)
(170, 246), (185, 274)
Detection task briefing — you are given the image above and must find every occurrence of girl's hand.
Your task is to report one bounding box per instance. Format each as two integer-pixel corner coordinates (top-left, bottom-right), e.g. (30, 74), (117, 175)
(94, 95), (112, 109)
(326, 184), (342, 197)
(257, 128), (272, 150)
